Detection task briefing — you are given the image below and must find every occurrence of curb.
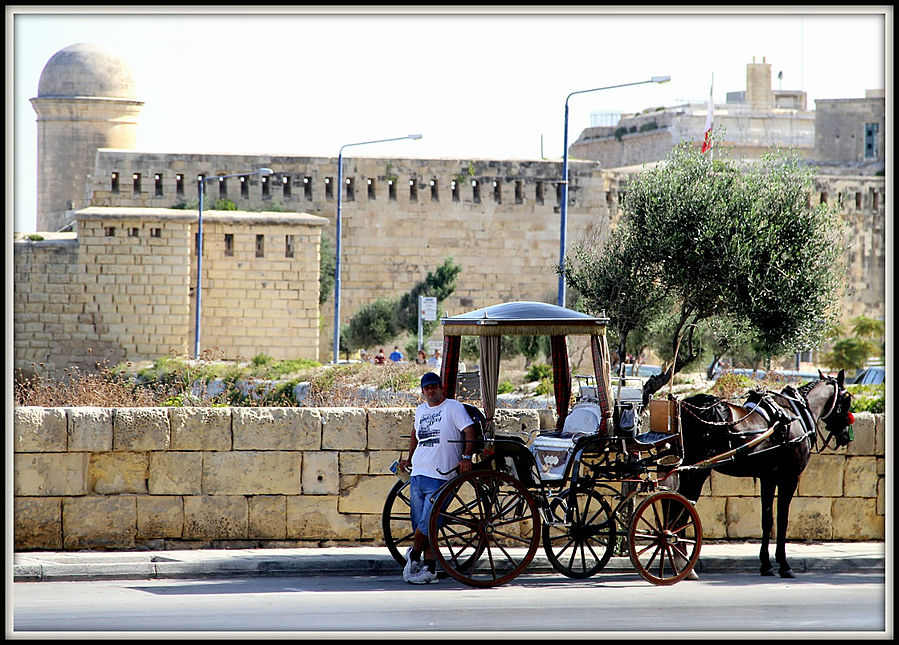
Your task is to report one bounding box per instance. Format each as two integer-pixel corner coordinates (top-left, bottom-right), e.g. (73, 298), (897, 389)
(13, 549), (885, 583)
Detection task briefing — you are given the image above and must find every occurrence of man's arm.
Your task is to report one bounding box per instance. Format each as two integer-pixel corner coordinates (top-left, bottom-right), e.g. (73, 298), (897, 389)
(458, 423), (476, 474)
(398, 427), (417, 474)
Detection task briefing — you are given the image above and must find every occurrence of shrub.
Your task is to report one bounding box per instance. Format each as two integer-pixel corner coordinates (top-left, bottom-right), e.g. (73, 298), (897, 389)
(534, 377), (553, 396)
(847, 383), (885, 414)
(525, 363), (552, 382)
(498, 380), (514, 394)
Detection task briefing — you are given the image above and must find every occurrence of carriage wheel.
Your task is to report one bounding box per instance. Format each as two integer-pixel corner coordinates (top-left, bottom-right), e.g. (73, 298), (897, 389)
(627, 491), (702, 585)
(381, 478), (482, 578)
(542, 487), (616, 578)
(428, 469), (540, 588)
(381, 479), (415, 567)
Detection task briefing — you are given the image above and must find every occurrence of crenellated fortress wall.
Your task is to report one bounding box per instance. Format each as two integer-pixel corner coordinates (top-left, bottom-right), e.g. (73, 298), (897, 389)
(13, 406), (884, 551)
(14, 148), (884, 376)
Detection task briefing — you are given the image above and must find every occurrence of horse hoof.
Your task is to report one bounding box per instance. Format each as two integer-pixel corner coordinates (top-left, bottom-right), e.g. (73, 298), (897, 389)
(685, 569), (700, 580)
(779, 569), (795, 579)
(760, 567), (776, 577)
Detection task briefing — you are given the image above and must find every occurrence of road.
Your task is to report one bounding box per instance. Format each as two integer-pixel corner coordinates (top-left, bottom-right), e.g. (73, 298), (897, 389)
(11, 572), (887, 635)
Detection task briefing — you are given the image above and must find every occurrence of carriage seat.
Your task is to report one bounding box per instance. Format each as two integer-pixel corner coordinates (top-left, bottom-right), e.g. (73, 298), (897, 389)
(560, 402), (605, 438)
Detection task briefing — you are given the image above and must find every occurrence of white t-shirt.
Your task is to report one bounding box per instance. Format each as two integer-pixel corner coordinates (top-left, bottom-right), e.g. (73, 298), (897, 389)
(412, 398), (474, 480)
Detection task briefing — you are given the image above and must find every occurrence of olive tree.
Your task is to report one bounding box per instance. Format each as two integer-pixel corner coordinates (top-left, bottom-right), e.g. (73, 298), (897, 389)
(561, 137), (847, 401)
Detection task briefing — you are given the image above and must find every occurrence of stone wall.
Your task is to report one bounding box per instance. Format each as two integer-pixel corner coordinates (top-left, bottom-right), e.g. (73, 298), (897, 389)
(13, 407), (884, 551)
(13, 207), (326, 375)
(84, 150), (611, 358)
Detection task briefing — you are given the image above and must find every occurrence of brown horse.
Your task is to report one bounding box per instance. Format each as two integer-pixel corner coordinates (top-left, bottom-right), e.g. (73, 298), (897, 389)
(676, 370), (854, 578)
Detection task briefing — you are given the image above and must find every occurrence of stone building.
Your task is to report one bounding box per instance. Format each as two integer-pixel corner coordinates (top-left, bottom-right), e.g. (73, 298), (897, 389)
(14, 45), (886, 374)
(569, 57), (816, 167)
(14, 207), (325, 375)
(813, 90), (886, 170)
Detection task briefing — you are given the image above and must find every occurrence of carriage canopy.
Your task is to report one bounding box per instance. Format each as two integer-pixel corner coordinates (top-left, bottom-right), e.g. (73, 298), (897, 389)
(439, 301), (613, 435)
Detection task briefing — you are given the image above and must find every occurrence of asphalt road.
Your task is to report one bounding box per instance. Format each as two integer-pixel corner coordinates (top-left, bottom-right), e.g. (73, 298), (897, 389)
(11, 571), (888, 635)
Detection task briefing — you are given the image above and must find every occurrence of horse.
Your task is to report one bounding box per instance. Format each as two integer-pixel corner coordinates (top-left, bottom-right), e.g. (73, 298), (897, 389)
(675, 369), (854, 578)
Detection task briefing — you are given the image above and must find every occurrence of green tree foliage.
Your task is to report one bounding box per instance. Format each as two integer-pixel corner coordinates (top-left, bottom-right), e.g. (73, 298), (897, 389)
(342, 297), (399, 352)
(394, 258), (462, 337)
(824, 337), (876, 372)
(341, 258), (461, 355)
(561, 136), (846, 397)
(319, 234), (335, 305)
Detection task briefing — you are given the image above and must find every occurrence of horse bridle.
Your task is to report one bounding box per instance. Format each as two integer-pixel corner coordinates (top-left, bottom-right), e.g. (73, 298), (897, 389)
(800, 377), (850, 451)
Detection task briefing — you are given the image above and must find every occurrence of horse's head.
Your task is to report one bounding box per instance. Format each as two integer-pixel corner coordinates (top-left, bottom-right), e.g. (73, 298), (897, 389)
(816, 369), (854, 447)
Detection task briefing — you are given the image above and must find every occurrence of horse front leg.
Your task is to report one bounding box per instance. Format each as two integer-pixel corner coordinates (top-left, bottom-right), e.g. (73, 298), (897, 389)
(775, 476), (799, 578)
(759, 478), (776, 576)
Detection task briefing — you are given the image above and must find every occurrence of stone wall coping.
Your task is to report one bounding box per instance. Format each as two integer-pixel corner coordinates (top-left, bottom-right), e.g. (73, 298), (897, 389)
(74, 207), (327, 227)
(14, 234), (78, 245)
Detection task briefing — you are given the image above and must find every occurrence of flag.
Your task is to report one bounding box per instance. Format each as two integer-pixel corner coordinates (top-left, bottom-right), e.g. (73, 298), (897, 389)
(701, 75), (714, 153)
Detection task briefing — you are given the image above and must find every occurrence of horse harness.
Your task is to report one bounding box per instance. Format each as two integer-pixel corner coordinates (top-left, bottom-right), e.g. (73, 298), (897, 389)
(680, 383), (835, 470)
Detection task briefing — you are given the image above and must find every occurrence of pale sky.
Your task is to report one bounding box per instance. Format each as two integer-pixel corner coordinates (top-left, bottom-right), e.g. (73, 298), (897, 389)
(7, 7), (890, 233)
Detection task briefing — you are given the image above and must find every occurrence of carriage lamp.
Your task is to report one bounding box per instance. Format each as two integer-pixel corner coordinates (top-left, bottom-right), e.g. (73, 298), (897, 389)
(557, 75), (671, 307)
(332, 134), (423, 364)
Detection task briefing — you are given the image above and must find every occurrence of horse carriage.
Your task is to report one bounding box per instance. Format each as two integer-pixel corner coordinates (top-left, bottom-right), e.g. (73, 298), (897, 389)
(381, 301), (855, 587)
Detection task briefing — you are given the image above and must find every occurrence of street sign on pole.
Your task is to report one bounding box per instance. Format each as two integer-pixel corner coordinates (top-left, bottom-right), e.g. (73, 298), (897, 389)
(421, 297), (437, 321)
(418, 296), (438, 351)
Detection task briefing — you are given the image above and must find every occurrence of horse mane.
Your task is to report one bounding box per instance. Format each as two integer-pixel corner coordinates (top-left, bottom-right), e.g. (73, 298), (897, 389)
(796, 377), (828, 399)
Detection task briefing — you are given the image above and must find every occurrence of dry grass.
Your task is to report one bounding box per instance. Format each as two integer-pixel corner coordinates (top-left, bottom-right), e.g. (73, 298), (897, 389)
(14, 357), (436, 408)
(14, 362), (166, 408)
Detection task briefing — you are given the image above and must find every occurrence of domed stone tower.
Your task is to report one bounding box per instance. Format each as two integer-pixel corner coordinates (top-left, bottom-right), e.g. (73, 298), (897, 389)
(30, 43), (144, 232)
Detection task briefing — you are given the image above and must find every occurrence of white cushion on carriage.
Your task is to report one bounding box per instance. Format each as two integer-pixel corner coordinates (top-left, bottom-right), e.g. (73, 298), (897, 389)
(561, 403), (604, 437)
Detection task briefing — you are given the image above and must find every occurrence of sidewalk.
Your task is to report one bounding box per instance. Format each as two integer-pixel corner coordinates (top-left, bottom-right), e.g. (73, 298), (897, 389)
(13, 542), (885, 583)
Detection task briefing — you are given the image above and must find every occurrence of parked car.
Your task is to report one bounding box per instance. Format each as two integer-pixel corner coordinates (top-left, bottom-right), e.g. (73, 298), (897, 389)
(615, 364), (662, 378)
(852, 366), (885, 385)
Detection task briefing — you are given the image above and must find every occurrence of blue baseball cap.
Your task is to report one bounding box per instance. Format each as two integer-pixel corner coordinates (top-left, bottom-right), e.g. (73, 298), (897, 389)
(420, 372), (442, 388)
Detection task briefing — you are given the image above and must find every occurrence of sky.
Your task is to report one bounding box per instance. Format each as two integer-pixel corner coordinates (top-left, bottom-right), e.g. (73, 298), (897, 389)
(6, 7), (890, 233)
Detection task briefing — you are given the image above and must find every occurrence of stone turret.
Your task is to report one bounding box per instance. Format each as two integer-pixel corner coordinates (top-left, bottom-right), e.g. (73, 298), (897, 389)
(30, 43), (144, 233)
(745, 55), (774, 111)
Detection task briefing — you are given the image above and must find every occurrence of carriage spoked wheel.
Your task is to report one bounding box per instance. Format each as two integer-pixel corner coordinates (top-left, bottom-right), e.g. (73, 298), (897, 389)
(382, 479), (416, 567)
(627, 491), (702, 585)
(428, 469), (541, 588)
(542, 486), (616, 578)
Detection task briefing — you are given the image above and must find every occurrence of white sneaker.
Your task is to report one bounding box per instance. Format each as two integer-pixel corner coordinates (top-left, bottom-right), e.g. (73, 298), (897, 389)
(403, 547), (422, 582)
(407, 568), (438, 585)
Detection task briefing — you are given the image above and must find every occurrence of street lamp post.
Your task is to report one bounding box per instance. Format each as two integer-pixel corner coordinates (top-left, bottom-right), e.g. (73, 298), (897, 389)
(557, 76), (671, 308)
(194, 168), (273, 359)
(332, 134), (423, 364)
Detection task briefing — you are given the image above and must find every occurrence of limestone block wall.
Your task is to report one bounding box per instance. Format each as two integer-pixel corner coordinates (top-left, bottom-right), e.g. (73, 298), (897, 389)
(13, 406), (546, 551)
(85, 151), (610, 356)
(13, 407), (884, 551)
(812, 174), (886, 323)
(13, 207), (326, 375)
(185, 212), (325, 360)
(77, 210), (194, 362)
(13, 236), (88, 373)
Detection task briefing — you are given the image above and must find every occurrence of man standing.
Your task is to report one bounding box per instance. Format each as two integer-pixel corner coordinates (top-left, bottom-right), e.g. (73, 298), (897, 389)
(398, 372), (475, 584)
(389, 346), (404, 362)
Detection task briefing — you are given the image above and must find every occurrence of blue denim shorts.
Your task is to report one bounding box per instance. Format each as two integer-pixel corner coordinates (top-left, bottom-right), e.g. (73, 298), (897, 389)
(409, 474), (447, 536)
